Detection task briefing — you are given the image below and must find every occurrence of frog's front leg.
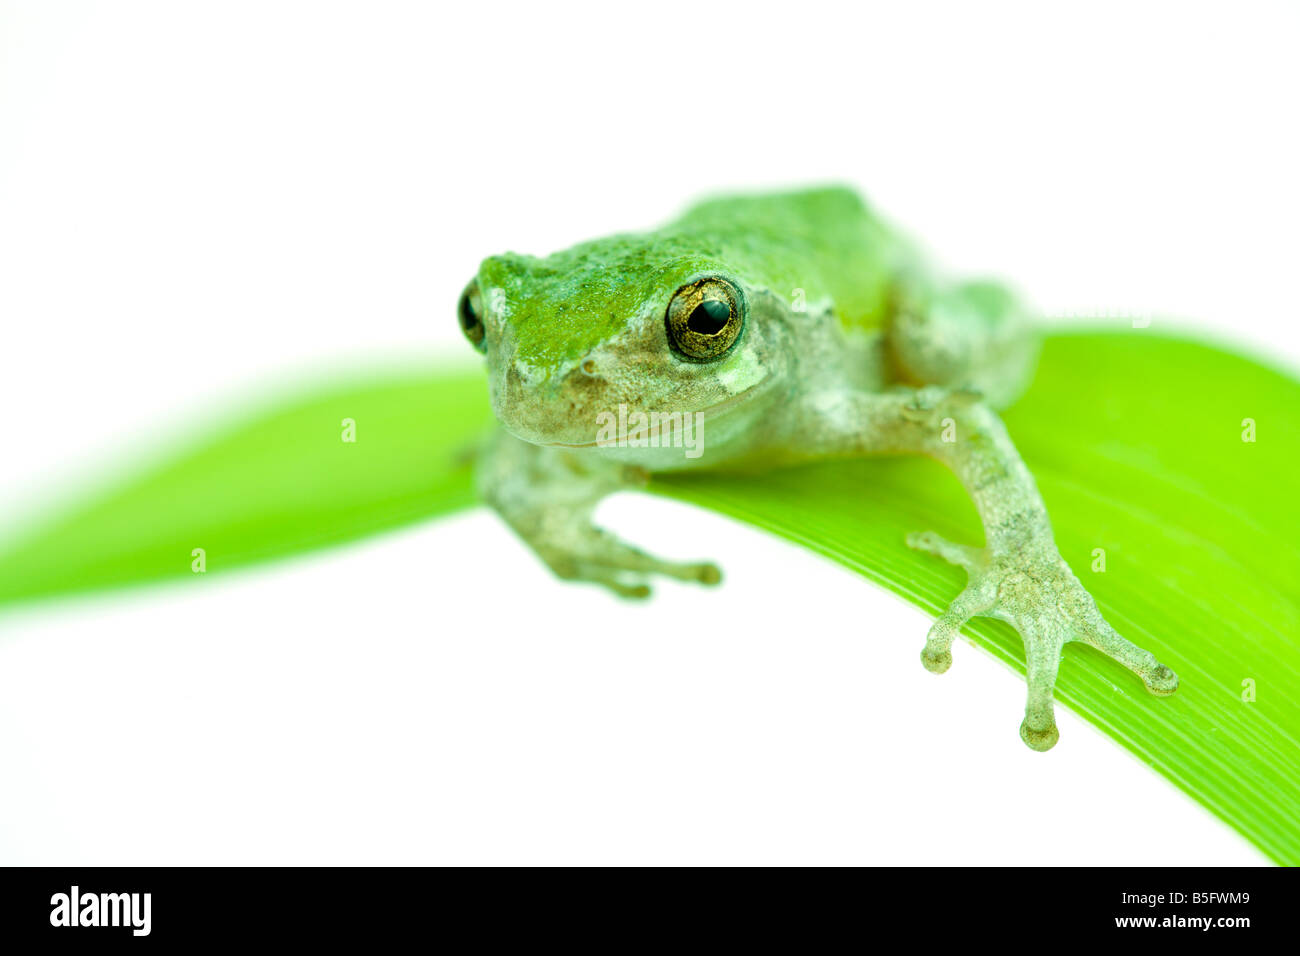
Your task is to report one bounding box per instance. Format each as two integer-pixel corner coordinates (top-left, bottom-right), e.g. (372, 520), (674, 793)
(797, 386), (1178, 751)
(476, 428), (721, 599)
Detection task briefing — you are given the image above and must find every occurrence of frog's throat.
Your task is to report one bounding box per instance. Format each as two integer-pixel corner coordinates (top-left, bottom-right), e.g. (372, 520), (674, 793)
(541, 379), (768, 449)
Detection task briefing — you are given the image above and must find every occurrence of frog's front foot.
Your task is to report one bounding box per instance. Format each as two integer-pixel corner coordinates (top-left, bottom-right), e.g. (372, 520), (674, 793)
(905, 530), (1178, 751)
(537, 525), (721, 600)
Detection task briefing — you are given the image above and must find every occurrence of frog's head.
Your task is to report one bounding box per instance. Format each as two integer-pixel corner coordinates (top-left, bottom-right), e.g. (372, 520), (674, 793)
(457, 234), (790, 449)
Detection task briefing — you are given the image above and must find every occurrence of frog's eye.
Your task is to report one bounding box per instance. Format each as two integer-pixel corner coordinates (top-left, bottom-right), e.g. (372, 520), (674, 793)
(458, 281), (487, 353)
(665, 276), (745, 361)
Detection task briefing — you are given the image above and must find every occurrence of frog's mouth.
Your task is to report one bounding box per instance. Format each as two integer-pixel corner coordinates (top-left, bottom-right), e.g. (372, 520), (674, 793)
(542, 380), (767, 449)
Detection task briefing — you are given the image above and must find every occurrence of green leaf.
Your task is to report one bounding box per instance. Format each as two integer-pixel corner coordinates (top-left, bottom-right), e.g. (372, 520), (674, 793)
(656, 331), (1300, 864)
(0, 368), (492, 604)
(0, 332), (1295, 862)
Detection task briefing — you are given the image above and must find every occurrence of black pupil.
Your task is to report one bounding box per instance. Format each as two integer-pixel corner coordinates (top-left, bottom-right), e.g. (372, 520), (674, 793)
(687, 298), (731, 335)
(459, 292), (480, 332)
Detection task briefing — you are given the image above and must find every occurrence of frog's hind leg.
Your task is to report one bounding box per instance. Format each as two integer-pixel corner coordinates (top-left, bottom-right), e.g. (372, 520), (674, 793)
(887, 279), (1039, 409)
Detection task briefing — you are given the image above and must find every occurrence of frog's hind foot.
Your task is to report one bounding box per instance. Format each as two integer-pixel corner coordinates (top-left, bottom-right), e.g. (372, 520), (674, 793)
(539, 527), (721, 601)
(906, 529), (1178, 752)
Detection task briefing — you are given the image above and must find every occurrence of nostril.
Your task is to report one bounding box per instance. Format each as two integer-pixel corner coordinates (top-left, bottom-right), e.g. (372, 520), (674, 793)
(580, 358), (598, 377)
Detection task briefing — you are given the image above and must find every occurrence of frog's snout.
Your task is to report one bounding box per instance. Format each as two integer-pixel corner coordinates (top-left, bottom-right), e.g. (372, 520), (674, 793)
(492, 353), (613, 446)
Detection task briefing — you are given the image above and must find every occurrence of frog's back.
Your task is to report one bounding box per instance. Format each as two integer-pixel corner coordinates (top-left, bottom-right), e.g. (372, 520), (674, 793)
(480, 186), (910, 378)
(665, 186), (908, 333)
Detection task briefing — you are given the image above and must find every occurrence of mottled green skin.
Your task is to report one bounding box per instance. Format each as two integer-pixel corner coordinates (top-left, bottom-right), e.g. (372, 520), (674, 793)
(477, 187), (908, 377)
(467, 186), (1179, 752)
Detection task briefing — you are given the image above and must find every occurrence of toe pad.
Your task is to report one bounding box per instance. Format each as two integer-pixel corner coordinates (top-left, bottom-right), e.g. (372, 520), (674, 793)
(1019, 719), (1060, 752)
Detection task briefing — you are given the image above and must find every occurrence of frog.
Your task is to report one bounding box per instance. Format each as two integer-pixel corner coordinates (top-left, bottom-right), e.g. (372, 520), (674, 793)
(456, 186), (1178, 751)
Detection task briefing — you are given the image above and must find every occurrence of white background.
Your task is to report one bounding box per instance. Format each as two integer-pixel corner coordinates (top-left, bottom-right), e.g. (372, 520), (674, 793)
(0, 0), (1295, 864)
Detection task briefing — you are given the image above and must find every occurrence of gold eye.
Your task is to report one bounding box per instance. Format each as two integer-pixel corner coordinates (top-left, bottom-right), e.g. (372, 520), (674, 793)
(458, 281), (486, 353)
(665, 276), (745, 361)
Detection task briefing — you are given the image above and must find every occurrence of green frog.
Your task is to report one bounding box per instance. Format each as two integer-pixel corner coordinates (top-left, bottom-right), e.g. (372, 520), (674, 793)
(457, 186), (1178, 751)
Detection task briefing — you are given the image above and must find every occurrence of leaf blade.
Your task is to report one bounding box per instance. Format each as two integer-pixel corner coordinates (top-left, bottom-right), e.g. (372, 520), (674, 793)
(0, 331), (1295, 862)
